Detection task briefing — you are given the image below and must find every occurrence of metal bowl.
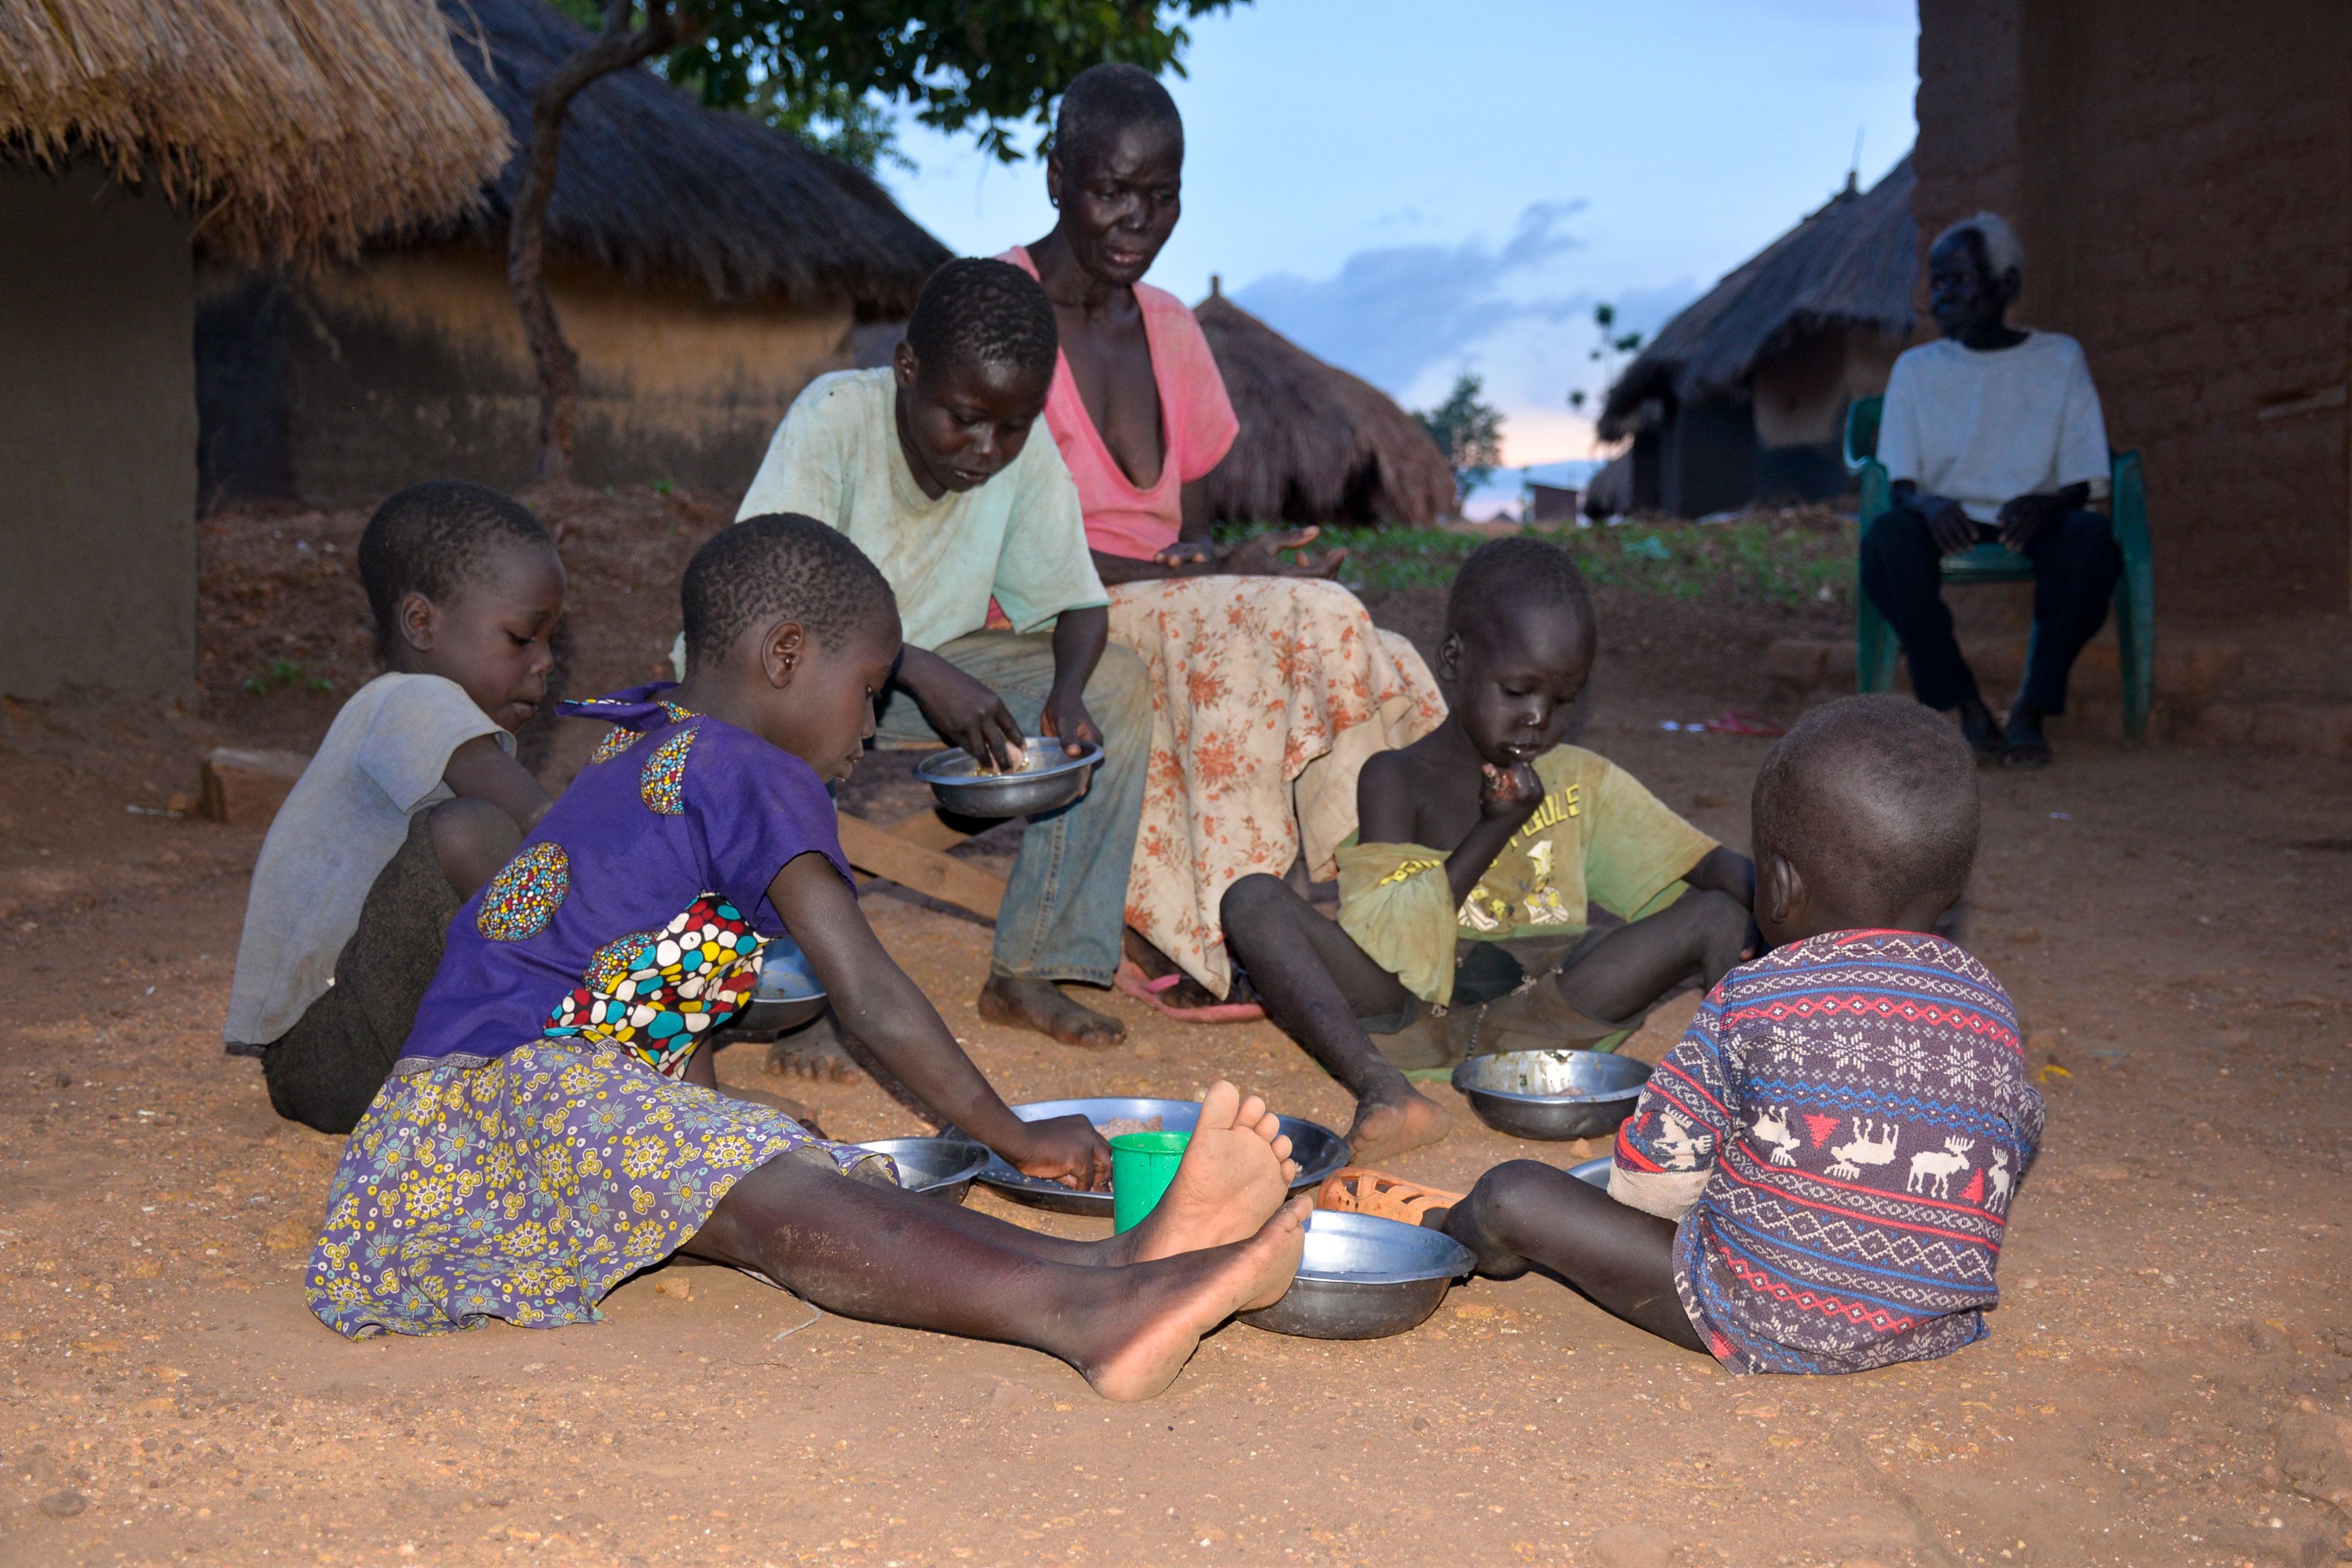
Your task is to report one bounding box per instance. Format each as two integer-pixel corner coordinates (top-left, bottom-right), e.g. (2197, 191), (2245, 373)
(915, 739), (1103, 819)
(967, 1097), (1349, 1217)
(731, 934), (827, 1034)
(1569, 1156), (1613, 1189)
(1238, 1209), (1474, 1340)
(854, 1136), (990, 1203)
(1450, 1049), (1652, 1141)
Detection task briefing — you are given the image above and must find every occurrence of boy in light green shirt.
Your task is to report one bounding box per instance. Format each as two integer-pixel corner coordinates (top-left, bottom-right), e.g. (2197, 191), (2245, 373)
(736, 259), (1149, 1052)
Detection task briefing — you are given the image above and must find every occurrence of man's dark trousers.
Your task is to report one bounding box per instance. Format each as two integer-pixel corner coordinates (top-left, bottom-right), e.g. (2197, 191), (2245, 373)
(1859, 505), (2123, 714)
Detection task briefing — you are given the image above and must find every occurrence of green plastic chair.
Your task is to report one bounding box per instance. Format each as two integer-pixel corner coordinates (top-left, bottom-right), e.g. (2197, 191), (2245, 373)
(1845, 394), (2155, 741)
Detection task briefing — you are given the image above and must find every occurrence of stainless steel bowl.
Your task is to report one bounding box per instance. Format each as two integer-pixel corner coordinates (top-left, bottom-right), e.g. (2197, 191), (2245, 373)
(915, 739), (1103, 819)
(1450, 1049), (1652, 1141)
(854, 1136), (990, 1203)
(967, 1097), (1349, 1217)
(1238, 1209), (1474, 1340)
(730, 934), (827, 1034)
(1569, 1156), (1612, 1189)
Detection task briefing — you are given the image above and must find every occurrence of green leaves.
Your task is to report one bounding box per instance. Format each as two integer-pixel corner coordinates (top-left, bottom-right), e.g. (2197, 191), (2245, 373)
(649, 0), (1238, 167)
(1412, 372), (1506, 500)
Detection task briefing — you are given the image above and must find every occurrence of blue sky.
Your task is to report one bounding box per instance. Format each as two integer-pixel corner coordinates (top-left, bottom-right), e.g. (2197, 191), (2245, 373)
(879, 0), (1919, 471)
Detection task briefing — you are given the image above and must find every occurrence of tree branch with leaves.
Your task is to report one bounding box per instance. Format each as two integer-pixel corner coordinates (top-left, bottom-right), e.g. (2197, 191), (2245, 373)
(1413, 372), (1506, 503)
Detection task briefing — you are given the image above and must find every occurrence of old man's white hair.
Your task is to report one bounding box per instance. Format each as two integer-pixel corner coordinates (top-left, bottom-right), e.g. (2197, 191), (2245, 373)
(1938, 212), (2024, 281)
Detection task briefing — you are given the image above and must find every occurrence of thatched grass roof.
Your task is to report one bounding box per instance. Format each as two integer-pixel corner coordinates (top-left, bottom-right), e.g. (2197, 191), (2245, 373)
(0, 0), (510, 261)
(1196, 292), (1458, 527)
(1600, 155), (1918, 438)
(434, 0), (949, 315)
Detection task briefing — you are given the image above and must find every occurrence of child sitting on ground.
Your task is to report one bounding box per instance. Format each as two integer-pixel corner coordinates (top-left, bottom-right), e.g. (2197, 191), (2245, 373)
(1432, 694), (2045, 1374)
(308, 514), (1310, 1402)
(1220, 538), (1756, 1162)
(223, 480), (562, 1134)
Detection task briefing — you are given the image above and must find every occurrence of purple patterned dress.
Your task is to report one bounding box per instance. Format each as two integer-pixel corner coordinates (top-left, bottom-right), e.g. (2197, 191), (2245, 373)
(307, 687), (896, 1340)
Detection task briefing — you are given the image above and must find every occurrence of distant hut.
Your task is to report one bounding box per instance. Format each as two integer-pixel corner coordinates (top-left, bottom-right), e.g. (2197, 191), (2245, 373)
(0, 0), (509, 700)
(1195, 288), (1458, 527)
(1598, 155), (1919, 517)
(197, 0), (951, 503)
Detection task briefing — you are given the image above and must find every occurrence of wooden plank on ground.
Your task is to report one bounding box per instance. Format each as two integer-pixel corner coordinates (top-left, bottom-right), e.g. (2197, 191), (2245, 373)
(886, 807), (975, 852)
(836, 811), (1005, 920)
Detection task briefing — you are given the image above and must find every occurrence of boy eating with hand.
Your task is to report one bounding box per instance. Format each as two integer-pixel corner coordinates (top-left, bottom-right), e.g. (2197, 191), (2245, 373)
(1221, 538), (1756, 1162)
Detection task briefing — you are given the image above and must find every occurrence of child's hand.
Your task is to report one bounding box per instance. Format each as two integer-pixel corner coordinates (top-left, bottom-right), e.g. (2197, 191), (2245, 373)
(1010, 1113), (1114, 1190)
(1478, 760), (1545, 822)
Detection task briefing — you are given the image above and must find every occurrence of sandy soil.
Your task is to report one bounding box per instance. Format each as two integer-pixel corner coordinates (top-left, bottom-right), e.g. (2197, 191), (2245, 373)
(4, 494), (2350, 1567)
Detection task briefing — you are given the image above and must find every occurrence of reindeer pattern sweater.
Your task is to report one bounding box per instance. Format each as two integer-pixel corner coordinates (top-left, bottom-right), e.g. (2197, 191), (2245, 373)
(1612, 930), (2045, 1375)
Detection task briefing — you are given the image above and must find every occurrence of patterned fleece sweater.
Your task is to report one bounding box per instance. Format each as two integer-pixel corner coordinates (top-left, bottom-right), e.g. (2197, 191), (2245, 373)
(1612, 929), (2045, 1375)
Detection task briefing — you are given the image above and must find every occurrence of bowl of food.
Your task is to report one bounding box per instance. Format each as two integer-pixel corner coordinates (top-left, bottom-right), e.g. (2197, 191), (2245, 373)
(853, 1136), (991, 1203)
(914, 739), (1102, 819)
(1450, 1049), (1652, 1141)
(966, 1097), (1349, 1217)
(730, 933), (827, 1034)
(1238, 1209), (1474, 1340)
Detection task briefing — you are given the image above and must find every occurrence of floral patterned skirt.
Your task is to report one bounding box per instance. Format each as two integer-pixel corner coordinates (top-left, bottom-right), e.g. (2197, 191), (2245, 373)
(306, 1037), (897, 1339)
(1108, 577), (1448, 996)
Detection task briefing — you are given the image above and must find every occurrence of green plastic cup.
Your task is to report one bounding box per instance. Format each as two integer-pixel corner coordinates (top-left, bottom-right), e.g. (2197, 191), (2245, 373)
(1110, 1131), (1191, 1233)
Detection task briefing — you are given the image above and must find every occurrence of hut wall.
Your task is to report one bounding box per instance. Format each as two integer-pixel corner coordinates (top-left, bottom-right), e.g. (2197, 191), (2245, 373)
(1917, 0), (2352, 618)
(1659, 397), (1759, 518)
(1751, 327), (1907, 502)
(199, 246), (858, 502)
(0, 164), (197, 700)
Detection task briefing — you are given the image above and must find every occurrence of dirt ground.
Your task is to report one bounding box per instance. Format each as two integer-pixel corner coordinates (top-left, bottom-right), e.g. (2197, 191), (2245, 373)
(4, 491), (2351, 1568)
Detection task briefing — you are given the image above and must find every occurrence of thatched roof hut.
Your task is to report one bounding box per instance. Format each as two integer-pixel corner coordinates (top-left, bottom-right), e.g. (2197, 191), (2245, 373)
(197, 0), (954, 501)
(431, 0), (947, 316)
(0, 0), (510, 261)
(1195, 291), (1457, 526)
(1597, 156), (1918, 516)
(2, 0), (512, 703)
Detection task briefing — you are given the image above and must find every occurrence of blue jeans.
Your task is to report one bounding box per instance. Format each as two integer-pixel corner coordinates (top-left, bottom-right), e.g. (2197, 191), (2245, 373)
(874, 630), (1147, 986)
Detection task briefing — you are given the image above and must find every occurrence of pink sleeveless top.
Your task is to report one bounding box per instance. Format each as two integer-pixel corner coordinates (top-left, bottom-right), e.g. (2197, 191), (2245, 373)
(1000, 247), (1239, 561)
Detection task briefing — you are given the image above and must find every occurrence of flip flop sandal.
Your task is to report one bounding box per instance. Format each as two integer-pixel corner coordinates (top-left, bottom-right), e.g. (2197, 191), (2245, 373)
(1112, 959), (1267, 1024)
(1702, 709), (1786, 738)
(1315, 1167), (1466, 1224)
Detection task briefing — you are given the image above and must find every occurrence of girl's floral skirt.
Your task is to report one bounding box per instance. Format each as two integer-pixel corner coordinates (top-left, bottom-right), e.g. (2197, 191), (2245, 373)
(306, 1037), (898, 1339)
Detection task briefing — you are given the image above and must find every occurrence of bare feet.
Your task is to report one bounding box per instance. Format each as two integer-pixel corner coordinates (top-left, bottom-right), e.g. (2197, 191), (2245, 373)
(765, 1012), (861, 1082)
(1082, 1196), (1312, 1402)
(1344, 1086), (1451, 1165)
(1127, 1080), (1297, 1264)
(979, 973), (1126, 1048)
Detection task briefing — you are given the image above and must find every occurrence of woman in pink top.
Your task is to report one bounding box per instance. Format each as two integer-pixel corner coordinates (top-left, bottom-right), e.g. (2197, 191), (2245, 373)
(1002, 65), (1445, 1013)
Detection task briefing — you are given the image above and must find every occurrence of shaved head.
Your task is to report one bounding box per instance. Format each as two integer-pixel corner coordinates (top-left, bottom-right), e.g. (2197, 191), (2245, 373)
(1752, 695), (1980, 920)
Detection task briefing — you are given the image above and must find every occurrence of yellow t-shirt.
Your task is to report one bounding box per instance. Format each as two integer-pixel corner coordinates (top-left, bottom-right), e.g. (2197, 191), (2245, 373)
(1334, 746), (1718, 1006)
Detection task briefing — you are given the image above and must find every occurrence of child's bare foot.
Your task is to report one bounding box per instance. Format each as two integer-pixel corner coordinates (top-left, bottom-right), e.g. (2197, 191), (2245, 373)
(979, 973), (1127, 1048)
(1345, 1086), (1451, 1165)
(1128, 1080), (1297, 1263)
(1083, 1196), (1311, 1401)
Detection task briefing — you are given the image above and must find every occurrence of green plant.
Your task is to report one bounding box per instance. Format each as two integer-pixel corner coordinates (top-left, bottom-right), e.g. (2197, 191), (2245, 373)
(650, 477), (675, 497)
(243, 659), (333, 696)
(1214, 514), (1858, 610)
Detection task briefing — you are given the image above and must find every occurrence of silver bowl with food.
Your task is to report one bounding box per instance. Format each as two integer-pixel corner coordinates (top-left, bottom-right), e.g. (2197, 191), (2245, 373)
(1450, 1049), (1651, 1141)
(966, 1096), (1349, 1217)
(1238, 1209), (1475, 1340)
(853, 1136), (991, 1203)
(730, 933), (827, 1034)
(1569, 1156), (1613, 1189)
(914, 739), (1103, 819)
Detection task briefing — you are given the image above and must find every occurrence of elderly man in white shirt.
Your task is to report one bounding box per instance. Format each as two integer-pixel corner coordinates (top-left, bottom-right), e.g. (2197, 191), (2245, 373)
(1861, 213), (2122, 768)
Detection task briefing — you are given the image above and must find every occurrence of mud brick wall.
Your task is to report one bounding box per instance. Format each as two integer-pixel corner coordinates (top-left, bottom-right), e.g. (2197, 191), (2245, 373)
(1915, 0), (2352, 621)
